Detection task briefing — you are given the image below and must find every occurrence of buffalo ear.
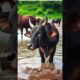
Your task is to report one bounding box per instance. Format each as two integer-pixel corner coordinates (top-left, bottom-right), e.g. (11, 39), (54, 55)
(24, 32), (31, 38)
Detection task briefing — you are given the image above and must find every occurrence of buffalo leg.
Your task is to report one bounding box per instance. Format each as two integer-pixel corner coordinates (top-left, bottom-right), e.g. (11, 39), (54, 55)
(49, 47), (56, 63)
(39, 49), (45, 63)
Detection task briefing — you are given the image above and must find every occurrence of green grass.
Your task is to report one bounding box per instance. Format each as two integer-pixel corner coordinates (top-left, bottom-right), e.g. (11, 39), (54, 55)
(18, 1), (62, 19)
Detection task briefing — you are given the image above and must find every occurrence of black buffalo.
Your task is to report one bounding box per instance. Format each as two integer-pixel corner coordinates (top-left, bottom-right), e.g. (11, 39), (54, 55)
(27, 17), (59, 63)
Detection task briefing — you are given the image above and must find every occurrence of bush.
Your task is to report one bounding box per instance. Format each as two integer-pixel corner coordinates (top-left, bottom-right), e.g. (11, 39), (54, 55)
(18, 1), (62, 19)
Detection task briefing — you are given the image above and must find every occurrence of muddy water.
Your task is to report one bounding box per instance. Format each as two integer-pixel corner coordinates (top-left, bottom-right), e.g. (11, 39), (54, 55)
(18, 27), (62, 80)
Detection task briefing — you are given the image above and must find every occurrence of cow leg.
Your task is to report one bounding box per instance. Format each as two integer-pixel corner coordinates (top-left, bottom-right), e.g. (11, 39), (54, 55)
(25, 27), (28, 36)
(39, 49), (45, 63)
(49, 47), (56, 63)
(25, 27), (28, 33)
(21, 28), (23, 39)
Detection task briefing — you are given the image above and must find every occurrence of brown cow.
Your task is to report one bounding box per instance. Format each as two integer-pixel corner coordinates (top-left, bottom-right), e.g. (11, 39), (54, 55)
(18, 15), (37, 39)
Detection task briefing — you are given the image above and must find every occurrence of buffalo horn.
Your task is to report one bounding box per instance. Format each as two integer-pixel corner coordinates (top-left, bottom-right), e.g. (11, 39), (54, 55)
(29, 18), (34, 28)
(42, 17), (48, 26)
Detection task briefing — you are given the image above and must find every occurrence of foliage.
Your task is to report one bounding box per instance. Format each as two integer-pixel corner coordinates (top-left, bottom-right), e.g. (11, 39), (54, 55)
(18, 1), (62, 19)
